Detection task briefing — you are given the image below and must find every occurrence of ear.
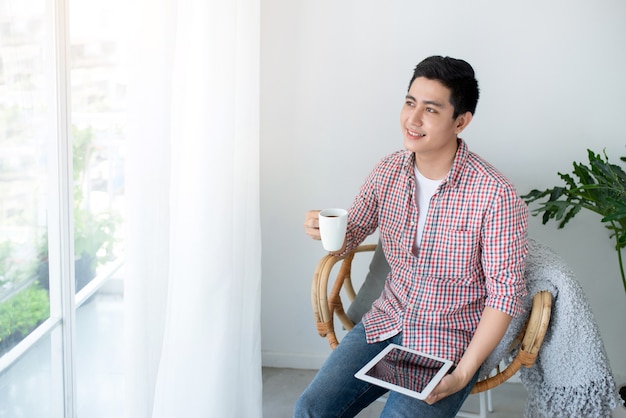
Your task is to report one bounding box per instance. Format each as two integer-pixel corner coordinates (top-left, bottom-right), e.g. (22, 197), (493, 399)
(454, 111), (473, 134)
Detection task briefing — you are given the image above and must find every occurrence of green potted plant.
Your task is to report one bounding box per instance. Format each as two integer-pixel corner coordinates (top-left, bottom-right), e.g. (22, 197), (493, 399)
(522, 148), (626, 408)
(522, 149), (626, 294)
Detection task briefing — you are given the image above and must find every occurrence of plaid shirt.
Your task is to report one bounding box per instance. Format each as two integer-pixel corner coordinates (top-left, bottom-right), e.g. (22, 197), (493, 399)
(344, 139), (528, 363)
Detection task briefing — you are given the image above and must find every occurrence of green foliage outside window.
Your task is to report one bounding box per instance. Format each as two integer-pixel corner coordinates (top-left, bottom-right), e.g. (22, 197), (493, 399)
(0, 284), (50, 356)
(72, 125), (119, 271)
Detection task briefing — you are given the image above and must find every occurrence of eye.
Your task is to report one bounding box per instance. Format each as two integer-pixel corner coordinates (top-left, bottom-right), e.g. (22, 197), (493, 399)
(426, 107), (437, 113)
(405, 100), (415, 107)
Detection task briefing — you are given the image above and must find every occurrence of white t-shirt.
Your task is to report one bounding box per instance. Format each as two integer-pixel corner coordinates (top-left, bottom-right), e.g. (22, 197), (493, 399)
(414, 166), (444, 252)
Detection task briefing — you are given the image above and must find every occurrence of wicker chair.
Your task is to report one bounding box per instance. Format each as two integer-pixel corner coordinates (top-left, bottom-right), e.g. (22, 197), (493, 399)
(310, 243), (552, 415)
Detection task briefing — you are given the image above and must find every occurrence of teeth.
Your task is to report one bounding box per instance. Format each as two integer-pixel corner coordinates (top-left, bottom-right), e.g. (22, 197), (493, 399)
(408, 129), (424, 137)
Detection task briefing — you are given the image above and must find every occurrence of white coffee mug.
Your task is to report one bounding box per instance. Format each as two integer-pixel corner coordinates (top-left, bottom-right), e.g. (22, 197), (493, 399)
(318, 208), (348, 252)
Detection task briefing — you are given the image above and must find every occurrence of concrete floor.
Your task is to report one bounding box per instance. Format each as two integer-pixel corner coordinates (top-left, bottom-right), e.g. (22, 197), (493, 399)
(262, 367), (529, 418)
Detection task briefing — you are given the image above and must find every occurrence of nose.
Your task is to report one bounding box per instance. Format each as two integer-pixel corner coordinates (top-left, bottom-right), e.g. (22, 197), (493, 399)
(408, 108), (423, 126)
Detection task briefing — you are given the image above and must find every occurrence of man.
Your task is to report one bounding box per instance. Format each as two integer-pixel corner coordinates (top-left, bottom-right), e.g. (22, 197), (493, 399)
(297, 56), (528, 417)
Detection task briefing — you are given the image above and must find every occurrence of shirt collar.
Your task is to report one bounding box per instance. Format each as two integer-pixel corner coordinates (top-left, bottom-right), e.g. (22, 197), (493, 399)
(403, 138), (469, 188)
(446, 138), (468, 188)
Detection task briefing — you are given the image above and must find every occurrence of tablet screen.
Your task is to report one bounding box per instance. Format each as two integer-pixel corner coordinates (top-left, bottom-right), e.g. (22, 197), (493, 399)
(354, 344), (454, 400)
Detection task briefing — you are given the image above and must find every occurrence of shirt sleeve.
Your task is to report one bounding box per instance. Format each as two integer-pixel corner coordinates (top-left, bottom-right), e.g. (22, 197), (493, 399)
(481, 186), (529, 317)
(340, 161), (383, 255)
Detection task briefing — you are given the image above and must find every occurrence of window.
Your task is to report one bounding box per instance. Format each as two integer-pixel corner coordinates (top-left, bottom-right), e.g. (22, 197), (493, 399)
(0, 0), (126, 415)
(0, 0), (55, 360)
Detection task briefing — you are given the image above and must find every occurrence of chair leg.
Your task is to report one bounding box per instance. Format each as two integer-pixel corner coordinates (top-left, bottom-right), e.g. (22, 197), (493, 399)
(456, 390), (491, 418)
(478, 392), (487, 418)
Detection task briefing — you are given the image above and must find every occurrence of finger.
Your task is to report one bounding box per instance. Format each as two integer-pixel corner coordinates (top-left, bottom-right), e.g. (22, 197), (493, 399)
(305, 209), (321, 223)
(425, 377), (451, 404)
(424, 392), (438, 405)
(303, 219), (319, 229)
(304, 210), (322, 240)
(304, 211), (320, 228)
(425, 389), (448, 405)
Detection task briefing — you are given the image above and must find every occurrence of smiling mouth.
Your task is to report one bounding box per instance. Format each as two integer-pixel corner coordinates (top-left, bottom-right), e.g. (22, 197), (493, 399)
(407, 129), (425, 139)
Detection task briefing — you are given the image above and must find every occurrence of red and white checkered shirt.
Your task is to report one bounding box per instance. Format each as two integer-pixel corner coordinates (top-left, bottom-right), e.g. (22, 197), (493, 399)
(343, 139), (528, 363)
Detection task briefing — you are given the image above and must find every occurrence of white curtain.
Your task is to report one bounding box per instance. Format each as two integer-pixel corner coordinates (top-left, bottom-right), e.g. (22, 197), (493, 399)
(124, 0), (262, 417)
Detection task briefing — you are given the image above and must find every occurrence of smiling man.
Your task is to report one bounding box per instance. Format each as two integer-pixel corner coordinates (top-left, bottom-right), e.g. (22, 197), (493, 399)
(298, 56), (529, 418)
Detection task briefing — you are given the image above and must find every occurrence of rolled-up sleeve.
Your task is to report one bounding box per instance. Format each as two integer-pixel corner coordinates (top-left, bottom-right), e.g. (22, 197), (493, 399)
(482, 187), (529, 317)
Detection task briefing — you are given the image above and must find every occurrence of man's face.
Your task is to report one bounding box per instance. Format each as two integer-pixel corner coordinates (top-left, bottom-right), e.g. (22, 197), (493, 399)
(400, 77), (469, 158)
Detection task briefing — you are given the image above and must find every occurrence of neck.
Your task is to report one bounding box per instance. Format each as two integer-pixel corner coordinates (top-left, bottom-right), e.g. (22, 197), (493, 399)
(414, 140), (458, 180)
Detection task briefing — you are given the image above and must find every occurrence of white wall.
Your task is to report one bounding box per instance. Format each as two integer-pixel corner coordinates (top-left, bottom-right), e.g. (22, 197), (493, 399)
(260, 0), (626, 384)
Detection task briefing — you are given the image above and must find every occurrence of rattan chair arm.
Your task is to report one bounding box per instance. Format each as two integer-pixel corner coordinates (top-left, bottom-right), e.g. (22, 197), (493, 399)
(472, 355), (525, 393)
(520, 290), (552, 356)
(311, 254), (339, 336)
(310, 245), (377, 348)
(471, 290), (552, 394)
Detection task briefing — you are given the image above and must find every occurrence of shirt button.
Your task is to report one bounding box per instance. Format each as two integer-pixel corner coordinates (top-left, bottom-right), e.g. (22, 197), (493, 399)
(410, 221), (415, 226)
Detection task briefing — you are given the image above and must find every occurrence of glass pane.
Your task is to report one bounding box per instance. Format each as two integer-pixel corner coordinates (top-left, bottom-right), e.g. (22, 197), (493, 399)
(70, 0), (126, 416)
(70, 0), (125, 293)
(0, 326), (64, 418)
(0, 0), (53, 356)
(76, 286), (124, 417)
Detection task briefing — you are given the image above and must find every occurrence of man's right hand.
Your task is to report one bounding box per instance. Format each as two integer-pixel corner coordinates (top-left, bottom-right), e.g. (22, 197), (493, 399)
(303, 210), (321, 240)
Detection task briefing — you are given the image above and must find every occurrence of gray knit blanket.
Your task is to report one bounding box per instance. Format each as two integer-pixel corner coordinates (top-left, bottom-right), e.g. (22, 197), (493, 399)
(480, 239), (617, 417)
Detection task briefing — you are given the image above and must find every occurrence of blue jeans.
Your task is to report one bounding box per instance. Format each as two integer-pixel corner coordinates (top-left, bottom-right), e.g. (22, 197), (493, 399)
(294, 322), (478, 418)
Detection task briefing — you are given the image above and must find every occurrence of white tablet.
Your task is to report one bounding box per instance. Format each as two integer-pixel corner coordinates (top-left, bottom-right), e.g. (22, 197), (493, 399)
(354, 343), (454, 400)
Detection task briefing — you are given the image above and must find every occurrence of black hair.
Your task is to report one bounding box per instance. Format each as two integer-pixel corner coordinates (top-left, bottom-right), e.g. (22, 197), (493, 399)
(408, 56), (480, 118)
